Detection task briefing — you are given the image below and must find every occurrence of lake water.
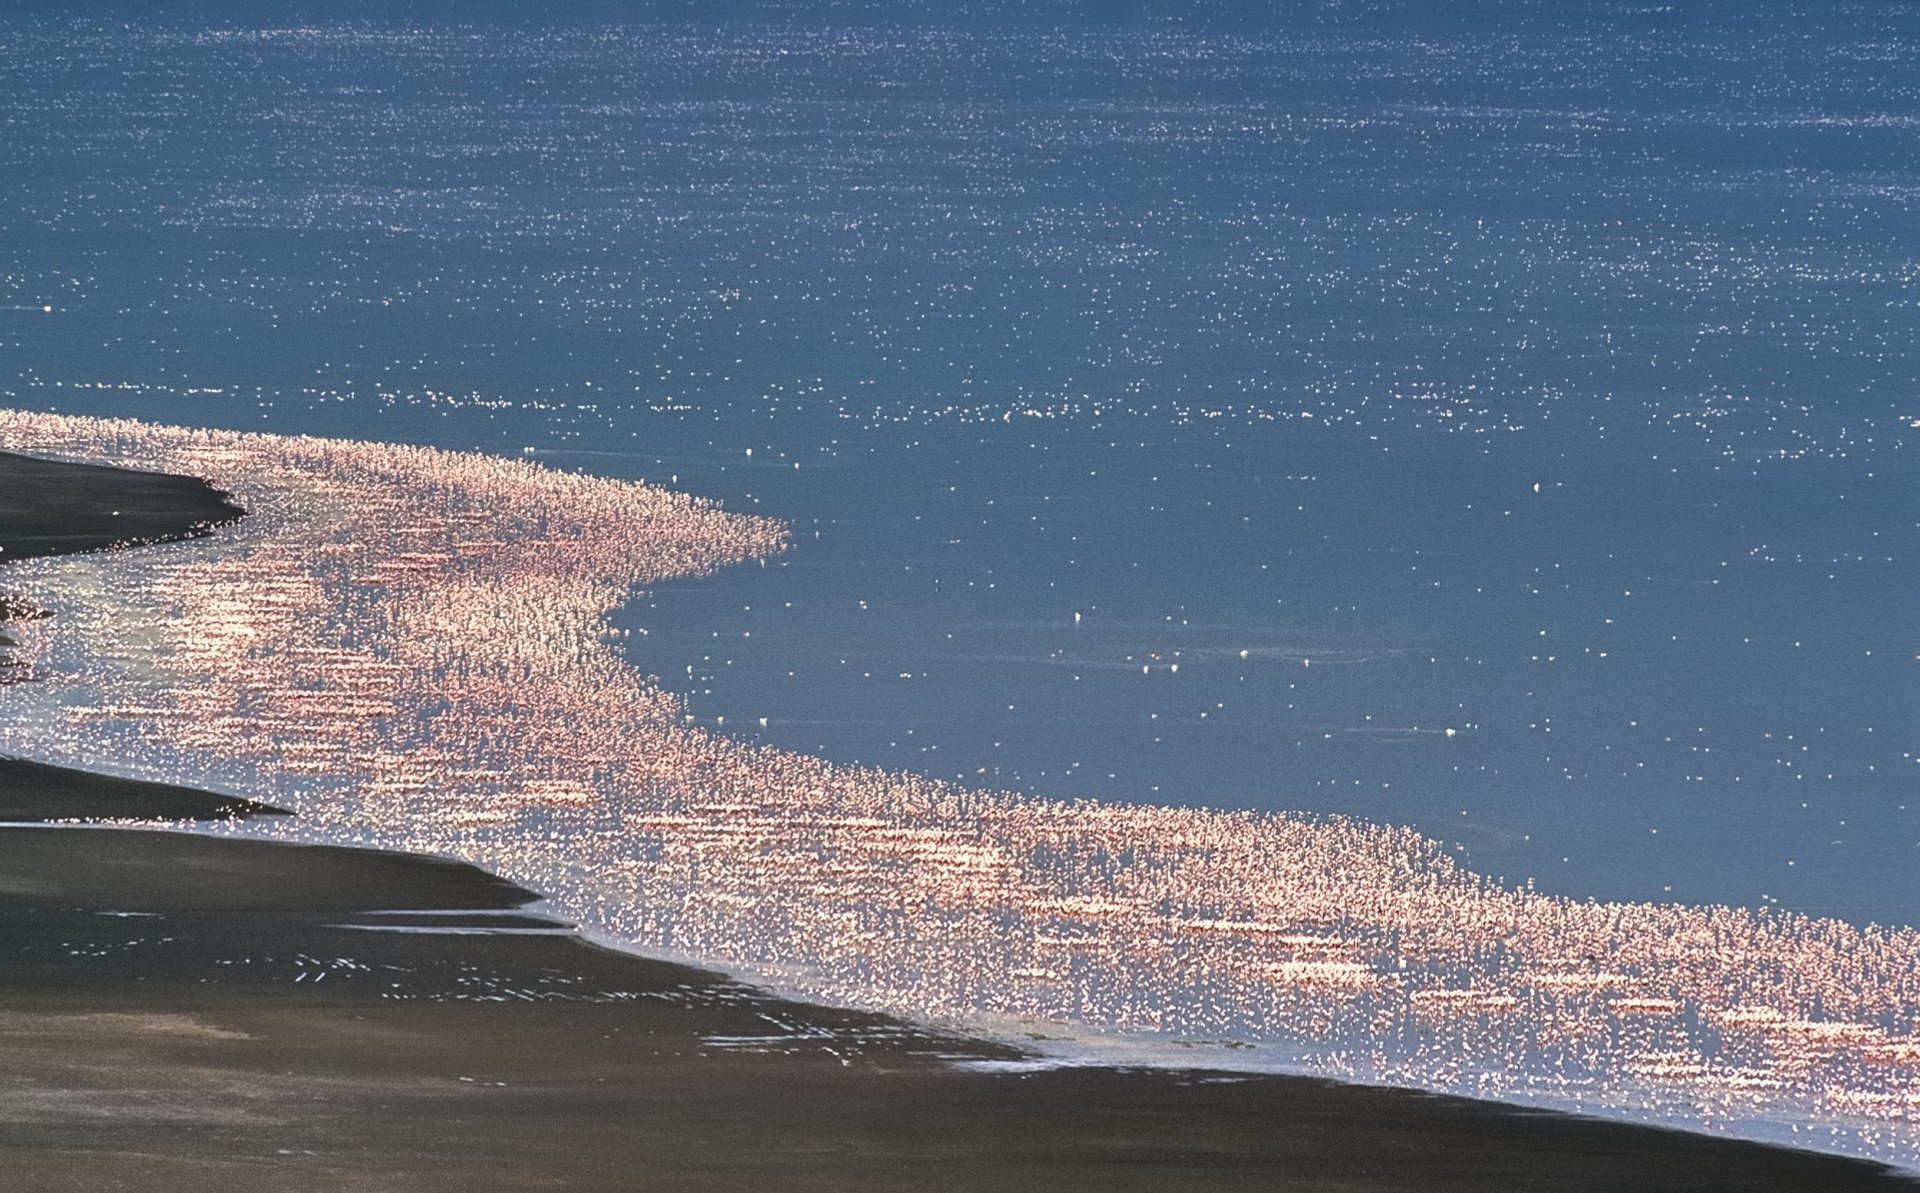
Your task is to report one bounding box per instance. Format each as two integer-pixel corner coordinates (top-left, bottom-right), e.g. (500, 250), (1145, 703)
(3, 3), (1915, 926)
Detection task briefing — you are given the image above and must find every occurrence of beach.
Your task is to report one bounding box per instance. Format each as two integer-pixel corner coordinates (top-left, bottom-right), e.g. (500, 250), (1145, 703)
(2, 449), (1915, 1191)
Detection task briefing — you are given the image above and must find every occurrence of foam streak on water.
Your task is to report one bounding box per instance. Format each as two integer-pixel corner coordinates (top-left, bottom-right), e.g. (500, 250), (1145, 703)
(2, 410), (1917, 1163)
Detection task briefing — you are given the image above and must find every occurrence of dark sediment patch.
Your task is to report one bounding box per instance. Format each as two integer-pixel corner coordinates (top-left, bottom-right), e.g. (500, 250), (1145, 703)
(0, 757), (284, 823)
(0, 823), (1913, 1192)
(0, 449), (244, 566)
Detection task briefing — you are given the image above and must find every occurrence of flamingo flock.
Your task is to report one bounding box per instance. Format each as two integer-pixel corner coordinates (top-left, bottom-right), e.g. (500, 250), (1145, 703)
(2, 408), (1916, 1162)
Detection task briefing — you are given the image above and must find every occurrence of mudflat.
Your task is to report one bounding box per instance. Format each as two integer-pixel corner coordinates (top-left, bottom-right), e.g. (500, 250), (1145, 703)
(0, 757), (282, 822)
(1, 812), (1913, 1193)
(0, 449), (242, 565)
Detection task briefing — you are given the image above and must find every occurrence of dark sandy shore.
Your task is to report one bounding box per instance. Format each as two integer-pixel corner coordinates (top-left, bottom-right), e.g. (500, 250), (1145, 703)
(0, 756), (284, 822)
(1, 446), (1914, 1191)
(0, 449), (244, 566)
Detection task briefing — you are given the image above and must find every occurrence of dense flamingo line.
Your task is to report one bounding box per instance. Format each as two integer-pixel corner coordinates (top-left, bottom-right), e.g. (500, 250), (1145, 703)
(1, 409), (1916, 1161)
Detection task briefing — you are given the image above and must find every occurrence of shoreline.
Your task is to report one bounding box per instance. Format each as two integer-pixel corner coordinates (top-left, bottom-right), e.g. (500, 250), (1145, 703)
(0, 449), (243, 566)
(5, 782), (1914, 1191)
(2, 442), (1916, 1188)
(0, 756), (284, 822)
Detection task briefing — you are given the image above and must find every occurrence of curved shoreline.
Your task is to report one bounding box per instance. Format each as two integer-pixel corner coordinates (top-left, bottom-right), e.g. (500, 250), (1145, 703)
(0, 426), (1912, 1183)
(6, 820), (1912, 1192)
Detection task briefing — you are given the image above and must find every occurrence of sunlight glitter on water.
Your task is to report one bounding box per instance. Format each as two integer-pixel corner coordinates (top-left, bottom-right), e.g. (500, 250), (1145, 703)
(2, 410), (1918, 1163)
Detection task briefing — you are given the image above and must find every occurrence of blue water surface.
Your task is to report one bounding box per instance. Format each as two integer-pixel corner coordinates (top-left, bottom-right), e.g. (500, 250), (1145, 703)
(2, 0), (1914, 921)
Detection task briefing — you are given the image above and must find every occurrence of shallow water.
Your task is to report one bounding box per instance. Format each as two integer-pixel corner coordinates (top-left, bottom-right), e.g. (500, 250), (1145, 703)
(607, 424), (1916, 922)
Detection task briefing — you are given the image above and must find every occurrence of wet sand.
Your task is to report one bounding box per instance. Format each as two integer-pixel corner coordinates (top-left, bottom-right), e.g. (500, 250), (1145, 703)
(4, 813), (1915, 1192)
(1, 447), (1915, 1190)
(0, 449), (243, 566)
(0, 756), (283, 823)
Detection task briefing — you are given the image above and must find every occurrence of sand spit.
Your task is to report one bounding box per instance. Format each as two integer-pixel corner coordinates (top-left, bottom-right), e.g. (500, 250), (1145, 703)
(1, 409), (1916, 1162)
(0, 448), (243, 566)
(0, 756), (281, 823)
